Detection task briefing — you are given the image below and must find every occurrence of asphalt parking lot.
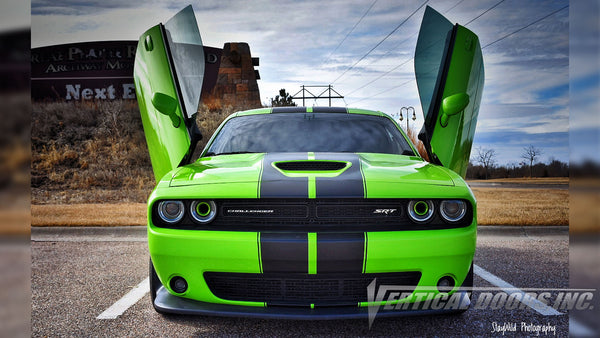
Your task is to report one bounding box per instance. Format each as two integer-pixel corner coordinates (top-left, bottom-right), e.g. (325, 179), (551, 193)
(31, 226), (574, 336)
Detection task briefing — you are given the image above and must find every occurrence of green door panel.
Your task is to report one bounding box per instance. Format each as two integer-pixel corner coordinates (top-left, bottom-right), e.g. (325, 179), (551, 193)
(415, 6), (484, 178)
(134, 5), (205, 181)
(134, 25), (191, 181)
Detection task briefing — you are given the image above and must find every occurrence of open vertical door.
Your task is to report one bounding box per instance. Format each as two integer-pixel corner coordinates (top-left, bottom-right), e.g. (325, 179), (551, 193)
(134, 5), (205, 181)
(415, 6), (484, 178)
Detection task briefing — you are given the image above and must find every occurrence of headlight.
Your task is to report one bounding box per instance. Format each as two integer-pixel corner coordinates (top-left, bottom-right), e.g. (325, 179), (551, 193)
(190, 200), (217, 223)
(440, 200), (467, 222)
(407, 200), (434, 223)
(157, 200), (185, 224)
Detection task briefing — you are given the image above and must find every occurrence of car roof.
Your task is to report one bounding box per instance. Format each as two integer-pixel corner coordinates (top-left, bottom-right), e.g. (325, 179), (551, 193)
(233, 106), (388, 118)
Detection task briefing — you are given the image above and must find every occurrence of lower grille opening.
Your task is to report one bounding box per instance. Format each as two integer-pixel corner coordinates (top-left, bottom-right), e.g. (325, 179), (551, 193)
(204, 272), (421, 306)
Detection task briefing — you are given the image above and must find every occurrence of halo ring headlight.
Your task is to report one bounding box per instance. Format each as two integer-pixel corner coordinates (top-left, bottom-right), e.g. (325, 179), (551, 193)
(190, 200), (217, 223)
(408, 200), (434, 223)
(440, 200), (467, 222)
(157, 200), (185, 224)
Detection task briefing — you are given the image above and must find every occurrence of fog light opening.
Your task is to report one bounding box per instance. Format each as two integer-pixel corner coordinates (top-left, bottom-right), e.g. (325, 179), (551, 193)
(170, 276), (188, 294)
(437, 276), (455, 293)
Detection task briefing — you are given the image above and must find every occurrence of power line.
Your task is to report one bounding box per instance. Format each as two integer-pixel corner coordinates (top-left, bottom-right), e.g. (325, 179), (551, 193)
(347, 5), (569, 106)
(322, 0), (378, 65)
(444, 0), (466, 14)
(348, 78), (414, 106)
(342, 0), (501, 97)
(464, 0), (506, 26)
(362, 0), (467, 68)
(346, 57), (413, 96)
(332, 0), (429, 84)
(482, 4), (568, 49)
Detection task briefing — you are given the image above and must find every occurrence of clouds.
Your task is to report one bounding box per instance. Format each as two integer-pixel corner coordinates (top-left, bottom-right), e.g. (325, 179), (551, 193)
(30, 0), (576, 164)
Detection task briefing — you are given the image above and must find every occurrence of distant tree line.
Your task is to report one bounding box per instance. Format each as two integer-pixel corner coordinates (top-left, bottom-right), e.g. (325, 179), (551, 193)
(466, 159), (569, 179)
(466, 144), (568, 179)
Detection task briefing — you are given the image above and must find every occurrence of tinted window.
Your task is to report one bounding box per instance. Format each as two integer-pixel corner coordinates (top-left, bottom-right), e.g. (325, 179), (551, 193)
(164, 5), (204, 119)
(414, 6), (453, 120)
(206, 113), (414, 155)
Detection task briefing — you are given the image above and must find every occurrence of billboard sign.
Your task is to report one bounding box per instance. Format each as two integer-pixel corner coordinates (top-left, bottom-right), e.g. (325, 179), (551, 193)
(32, 41), (222, 102)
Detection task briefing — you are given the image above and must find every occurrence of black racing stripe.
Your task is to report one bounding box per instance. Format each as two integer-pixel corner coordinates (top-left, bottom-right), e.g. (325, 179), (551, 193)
(314, 153), (364, 198)
(317, 232), (365, 273)
(271, 107), (307, 113)
(260, 153), (308, 198)
(260, 232), (308, 273)
(312, 107), (348, 113)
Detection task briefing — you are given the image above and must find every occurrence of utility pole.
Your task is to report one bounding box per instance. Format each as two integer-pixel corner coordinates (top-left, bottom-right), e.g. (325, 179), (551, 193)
(291, 85), (344, 107)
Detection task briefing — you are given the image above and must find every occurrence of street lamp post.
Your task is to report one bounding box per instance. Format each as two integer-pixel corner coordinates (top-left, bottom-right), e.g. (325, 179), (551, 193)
(399, 106), (416, 132)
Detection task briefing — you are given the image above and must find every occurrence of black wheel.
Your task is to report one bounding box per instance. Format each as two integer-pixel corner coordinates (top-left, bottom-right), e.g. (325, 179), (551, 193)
(149, 259), (167, 314)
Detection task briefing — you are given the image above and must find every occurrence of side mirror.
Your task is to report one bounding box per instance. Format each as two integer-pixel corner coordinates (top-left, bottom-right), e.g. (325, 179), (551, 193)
(151, 92), (181, 128)
(440, 93), (469, 127)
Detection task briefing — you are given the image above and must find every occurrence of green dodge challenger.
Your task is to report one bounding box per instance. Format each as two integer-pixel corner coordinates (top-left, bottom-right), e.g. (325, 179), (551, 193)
(134, 5), (484, 318)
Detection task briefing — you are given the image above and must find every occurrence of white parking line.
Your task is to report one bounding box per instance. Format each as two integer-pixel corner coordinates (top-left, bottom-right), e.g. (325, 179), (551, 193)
(473, 264), (563, 316)
(97, 277), (149, 319)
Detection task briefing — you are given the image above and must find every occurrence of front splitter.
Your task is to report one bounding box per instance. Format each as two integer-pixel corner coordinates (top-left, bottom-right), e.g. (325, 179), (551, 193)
(154, 286), (471, 320)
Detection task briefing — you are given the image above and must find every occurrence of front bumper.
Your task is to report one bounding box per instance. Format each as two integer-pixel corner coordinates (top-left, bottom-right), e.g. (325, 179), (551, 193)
(149, 223), (476, 313)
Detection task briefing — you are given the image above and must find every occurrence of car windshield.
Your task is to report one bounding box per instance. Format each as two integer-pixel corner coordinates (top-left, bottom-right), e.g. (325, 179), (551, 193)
(205, 112), (414, 156)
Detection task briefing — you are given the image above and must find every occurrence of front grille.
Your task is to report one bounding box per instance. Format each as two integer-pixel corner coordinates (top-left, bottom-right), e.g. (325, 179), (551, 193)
(221, 199), (404, 222)
(204, 272), (421, 306)
(275, 161), (347, 171)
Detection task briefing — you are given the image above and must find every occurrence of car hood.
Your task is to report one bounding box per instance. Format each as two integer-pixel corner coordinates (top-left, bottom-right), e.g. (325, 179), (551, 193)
(169, 153), (455, 191)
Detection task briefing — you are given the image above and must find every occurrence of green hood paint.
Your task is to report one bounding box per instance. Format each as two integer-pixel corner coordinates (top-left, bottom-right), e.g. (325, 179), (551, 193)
(170, 153), (265, 187)
(168, 153), (455, 189)
(358, 153), (454, 187)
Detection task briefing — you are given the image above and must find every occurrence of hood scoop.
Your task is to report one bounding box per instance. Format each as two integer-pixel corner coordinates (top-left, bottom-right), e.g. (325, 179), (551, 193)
(274, 161), (348, 172)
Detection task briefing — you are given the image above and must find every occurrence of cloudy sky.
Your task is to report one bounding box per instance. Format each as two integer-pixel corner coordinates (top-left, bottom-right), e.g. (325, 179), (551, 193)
(28, 0), (589, 165)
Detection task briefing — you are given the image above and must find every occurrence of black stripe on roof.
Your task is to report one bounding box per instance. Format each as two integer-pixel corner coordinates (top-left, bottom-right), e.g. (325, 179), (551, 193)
(271, 107), (307, 113)
(312, 107), (348, 113)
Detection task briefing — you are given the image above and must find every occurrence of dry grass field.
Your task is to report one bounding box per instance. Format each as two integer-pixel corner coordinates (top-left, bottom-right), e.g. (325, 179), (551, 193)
(31, 203), (146, 227)
(472, 187), (568, 225)
(31, 100), (248, 205)
(468, 177), (569, 185)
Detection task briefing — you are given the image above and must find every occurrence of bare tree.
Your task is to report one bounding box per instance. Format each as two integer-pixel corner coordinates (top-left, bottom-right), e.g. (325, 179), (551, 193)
(474, 147), (497, 179)
(521, 145), (543, 177)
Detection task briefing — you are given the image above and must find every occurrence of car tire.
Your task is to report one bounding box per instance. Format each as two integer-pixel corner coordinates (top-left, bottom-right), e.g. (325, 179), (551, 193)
(149, 258), (168, 314)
